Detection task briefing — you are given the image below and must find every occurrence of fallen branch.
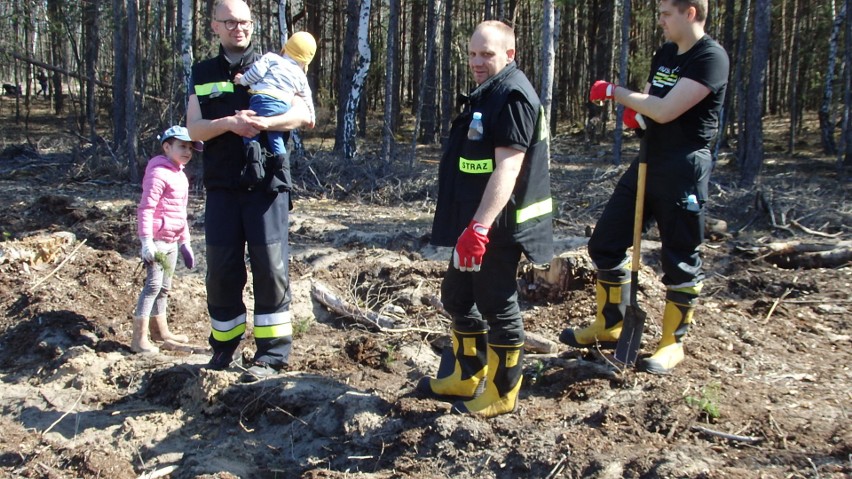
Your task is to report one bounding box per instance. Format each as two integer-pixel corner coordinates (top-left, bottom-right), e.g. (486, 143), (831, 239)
(691, 425), (762, 444)
(29, 239), (87, 292)
(763, 288), (792, 324)
(790, 219), (843, 238)
(311, 280), (402, 331)
(42, 387), (85, 436)
(138, 465), (178, 479)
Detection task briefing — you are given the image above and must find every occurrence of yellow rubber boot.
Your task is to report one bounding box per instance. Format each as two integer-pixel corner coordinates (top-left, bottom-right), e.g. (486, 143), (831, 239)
(560, 267), (629, 349)
(641, 287), (699, 375)
(452, 343), (523, 418)
(149, 314), (189, 343)
(417, 328), (487, 401)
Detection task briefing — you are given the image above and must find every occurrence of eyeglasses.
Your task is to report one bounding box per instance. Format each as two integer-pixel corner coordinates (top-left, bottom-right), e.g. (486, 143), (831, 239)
(215, 19), (254, 31)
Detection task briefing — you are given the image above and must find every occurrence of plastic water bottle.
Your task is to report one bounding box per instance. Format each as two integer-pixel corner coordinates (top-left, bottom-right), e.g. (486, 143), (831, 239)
(468, 112), (484, 140)
(686, 194), (700, 212)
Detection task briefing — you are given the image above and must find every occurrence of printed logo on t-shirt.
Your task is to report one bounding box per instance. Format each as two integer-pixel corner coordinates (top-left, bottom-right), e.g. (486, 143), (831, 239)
(652, 65), (680, 89)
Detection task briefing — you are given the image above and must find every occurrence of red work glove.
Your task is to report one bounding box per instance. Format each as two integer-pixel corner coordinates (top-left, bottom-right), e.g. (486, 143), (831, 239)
(623, 107), (646, 130)
(453, 220), (490, 272)
(589, 80), (615, 103)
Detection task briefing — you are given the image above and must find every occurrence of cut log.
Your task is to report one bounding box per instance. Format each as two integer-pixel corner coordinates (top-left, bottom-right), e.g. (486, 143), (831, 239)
(739, 240), (852, 269)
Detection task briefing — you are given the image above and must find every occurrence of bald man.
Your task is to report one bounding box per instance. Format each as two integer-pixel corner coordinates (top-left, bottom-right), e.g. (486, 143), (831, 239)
(417, 21), (554, 418)
(187, 0), (313, 382)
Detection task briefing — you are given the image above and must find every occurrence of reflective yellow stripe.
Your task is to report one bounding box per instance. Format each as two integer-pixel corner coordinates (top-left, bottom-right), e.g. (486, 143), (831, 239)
(669, 283), (703, 295)
(459, 157), (494, 174)
(255, 322), (293, 339)
(516, 197), (553, 224)
(538, 106), (549, 141)
(211, 313), (247, 342)
(194, 81), (235, 96)
(254, 311), (292, 339)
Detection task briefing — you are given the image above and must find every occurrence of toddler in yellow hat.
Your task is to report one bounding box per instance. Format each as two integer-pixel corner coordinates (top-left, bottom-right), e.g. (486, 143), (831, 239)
(233, 32), (317, 180)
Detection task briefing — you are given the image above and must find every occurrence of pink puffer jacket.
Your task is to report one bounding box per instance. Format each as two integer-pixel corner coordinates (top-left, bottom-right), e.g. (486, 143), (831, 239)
(137, 155), (190, 244)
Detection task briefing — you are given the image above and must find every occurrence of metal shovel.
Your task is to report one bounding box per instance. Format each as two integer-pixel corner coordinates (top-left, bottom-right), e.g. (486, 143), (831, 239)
(613, 153), (648, 367)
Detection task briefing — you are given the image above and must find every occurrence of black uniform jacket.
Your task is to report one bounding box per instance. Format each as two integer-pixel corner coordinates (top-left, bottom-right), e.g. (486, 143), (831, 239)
(431, 62), (554, 264)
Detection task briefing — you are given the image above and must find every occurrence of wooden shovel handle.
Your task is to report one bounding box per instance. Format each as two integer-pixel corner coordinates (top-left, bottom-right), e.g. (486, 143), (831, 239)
(631, 162), (647, 273)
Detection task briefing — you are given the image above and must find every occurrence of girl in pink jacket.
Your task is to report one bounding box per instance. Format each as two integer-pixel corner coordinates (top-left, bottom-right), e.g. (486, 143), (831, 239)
(131, 126), (202, 354)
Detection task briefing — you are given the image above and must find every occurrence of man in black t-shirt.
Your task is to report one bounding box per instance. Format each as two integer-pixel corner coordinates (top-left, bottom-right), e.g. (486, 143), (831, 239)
(560, 0), (729, 374)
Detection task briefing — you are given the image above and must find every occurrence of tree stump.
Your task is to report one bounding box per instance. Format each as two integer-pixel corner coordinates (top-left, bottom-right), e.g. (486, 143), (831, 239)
(519, 251), (596, 302)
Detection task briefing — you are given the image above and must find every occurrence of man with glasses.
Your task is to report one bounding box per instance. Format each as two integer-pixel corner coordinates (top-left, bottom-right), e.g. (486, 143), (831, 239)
(187, 0), (314, 382)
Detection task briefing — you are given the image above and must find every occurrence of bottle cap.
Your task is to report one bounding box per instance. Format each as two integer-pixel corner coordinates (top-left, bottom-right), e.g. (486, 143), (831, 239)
(472, 112), (482, 120)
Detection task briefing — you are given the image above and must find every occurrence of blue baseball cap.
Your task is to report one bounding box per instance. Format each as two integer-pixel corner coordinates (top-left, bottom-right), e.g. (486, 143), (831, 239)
(159, 125), (203, 151)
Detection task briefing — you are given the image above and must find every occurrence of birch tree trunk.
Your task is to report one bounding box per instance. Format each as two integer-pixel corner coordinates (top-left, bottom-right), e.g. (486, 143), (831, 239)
(179, 0), (193, 116)
(334, 0), (358, 154)
(278, 0), (289, 46)
(380, 0), (400, 166)
(740, 0), (771, 186)
(540, 0), (556, 128)
(819, 3), (847, 155)
(341, 0), (372, 160)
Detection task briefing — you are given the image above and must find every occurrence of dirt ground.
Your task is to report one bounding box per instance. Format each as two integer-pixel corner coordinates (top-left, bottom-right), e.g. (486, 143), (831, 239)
(0, 97), (850, 479)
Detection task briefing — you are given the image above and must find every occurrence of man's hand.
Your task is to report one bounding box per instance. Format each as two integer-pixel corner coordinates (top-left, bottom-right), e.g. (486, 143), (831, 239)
(179, 243), (195, 269)
(623, 107), (646, 130)
(227, 110), (260, 138)
(140, 238), (156, 264)
(233, 73), (245, 85)
(589, 80), (615, 103)
(453, 221), (490, 272)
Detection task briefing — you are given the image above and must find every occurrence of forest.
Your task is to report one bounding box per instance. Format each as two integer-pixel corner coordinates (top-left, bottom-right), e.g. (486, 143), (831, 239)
(0, 0), (850, 184)
(0, 1), (851, 479)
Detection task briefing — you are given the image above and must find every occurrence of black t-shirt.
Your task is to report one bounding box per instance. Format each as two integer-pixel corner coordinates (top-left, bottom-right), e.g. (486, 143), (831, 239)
(646, 35), (729, 148)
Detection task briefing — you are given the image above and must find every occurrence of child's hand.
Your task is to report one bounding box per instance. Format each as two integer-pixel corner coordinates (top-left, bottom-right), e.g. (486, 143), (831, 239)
(179, 243), (195, 269)
(233, 73), (244, 84)
(140, 238), (156, 263)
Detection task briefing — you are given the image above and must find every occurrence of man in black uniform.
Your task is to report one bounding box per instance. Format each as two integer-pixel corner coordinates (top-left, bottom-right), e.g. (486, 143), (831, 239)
(560, 0), (729, 374)
(187, 0), (313, 381)
(417, 21), (554, 418)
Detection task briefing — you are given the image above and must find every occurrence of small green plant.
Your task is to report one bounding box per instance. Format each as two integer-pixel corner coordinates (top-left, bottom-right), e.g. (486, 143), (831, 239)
(292, 317), (312, 337)
(525, 359), (546, 386)
(153, 251), (173, 276)
(685, 382), (722, 420)
(382, 343), (398, 367)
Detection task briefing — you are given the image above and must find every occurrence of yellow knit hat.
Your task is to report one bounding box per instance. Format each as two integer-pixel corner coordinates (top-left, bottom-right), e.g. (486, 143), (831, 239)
(283, 32), (317, 69)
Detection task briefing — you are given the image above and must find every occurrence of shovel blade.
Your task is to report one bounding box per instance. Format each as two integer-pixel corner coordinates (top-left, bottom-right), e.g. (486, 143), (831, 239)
(613, 304), (646, 366)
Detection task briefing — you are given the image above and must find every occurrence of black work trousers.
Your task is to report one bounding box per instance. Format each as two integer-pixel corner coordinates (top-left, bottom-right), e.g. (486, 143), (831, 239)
(440, 243), (525, 345)
(588, 146), (711, 287)
(205, 188), (292, 368)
